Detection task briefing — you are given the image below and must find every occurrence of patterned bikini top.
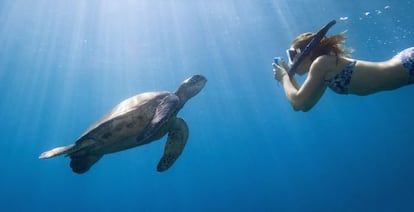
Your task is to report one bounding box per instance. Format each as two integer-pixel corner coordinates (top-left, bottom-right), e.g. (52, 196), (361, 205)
(325, 60), (357, 94)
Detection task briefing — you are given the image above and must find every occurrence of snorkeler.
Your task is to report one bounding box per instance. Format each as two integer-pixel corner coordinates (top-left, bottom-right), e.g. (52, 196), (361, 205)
(273, 20), (414, 112)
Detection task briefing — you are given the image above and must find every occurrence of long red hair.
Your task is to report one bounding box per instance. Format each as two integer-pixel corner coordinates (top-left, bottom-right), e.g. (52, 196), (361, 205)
(291, 31), (351, 60)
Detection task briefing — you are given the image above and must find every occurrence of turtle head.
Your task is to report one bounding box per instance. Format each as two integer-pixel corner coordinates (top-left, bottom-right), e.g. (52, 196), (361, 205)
(175, 75), (207, 104)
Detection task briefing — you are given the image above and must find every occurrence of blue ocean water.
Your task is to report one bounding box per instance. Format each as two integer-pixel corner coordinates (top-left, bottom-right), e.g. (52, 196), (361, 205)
(1, 0), (414, 211)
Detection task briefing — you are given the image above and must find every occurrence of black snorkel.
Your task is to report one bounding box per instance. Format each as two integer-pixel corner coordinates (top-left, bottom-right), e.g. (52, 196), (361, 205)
(288, 20), (337, 76)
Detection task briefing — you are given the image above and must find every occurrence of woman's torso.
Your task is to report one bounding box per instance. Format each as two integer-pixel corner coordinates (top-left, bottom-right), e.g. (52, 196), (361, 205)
(323, 54), (409, 95)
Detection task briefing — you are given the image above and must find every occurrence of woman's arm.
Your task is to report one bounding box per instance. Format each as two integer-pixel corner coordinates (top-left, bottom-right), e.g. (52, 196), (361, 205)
(273, 58), (329, 111)
(277, 60), (300, 90)
(290, 76), (300, 90)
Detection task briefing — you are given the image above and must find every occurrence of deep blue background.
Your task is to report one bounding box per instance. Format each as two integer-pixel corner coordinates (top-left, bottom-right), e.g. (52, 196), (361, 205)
(1, 0), (414, 211)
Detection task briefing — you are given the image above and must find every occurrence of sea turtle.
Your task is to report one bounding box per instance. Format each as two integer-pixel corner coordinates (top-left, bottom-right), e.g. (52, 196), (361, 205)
(39, 75), (207, 174)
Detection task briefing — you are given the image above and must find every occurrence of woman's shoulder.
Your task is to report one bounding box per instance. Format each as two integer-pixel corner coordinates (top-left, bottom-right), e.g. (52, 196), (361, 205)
(314, 55), (354, 65)
(310, 55), (339, 72)
(311, 55), (354, 78)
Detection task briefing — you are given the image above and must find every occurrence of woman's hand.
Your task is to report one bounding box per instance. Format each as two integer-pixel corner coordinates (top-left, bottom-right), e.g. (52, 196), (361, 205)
(273, 61), (289, 82)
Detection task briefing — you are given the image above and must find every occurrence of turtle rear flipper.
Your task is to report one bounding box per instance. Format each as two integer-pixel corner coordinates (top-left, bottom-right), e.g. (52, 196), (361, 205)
(157, 117), (188, 172)
(39, 144), (75, 159)
(70, 155), (102, 174)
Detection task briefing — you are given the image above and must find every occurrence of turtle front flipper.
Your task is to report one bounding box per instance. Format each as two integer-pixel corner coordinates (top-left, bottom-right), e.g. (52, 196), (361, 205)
(157, 117), (189, 172)
(136, 94), (180, 143)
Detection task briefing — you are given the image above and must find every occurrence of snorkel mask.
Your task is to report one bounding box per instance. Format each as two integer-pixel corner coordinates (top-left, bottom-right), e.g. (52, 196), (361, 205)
(286, 20), (336, 76)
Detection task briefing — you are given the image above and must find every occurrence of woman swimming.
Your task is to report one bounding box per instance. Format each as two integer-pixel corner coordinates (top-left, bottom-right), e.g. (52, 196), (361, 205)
(273, 21), (414, 112)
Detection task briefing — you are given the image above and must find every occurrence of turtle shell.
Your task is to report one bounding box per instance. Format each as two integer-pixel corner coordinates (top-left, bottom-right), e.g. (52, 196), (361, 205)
(71, 91), (172, 156)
